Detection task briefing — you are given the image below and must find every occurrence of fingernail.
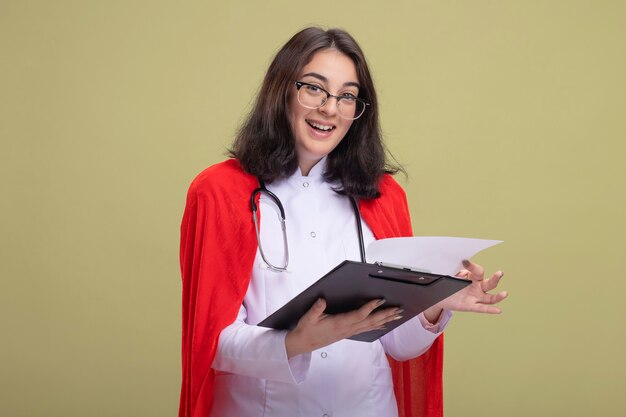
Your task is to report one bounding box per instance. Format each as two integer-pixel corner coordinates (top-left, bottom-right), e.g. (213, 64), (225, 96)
(376, 299), (386, 307)
(395, 308), (404, 315)
(316, 298), (324, 307)
(393, 315), (403, 321)
(462, 259), (471, 267)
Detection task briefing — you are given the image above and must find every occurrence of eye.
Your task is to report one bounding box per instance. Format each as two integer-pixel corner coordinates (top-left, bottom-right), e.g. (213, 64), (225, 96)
(339, 93), (357, 102)
(305, 84), (323, 93)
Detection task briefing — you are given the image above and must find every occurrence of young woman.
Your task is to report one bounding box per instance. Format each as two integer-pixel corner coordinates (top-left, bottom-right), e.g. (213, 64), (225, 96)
(178, 27), (506, 417)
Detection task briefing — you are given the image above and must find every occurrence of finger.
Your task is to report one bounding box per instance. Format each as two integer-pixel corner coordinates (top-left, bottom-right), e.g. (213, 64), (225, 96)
(462, 259), (485, 281)
(480, 291), (508, 304)
(462, 259), (485, 280)
(485, 291), (509, 304)
(329, 300), (388, 336)
(354, 309), (403, 334)
(480, 290), (508, 305)
(482, 271), (504, 292)
(472, 304), (502, 314)
(355, 303), (399, 325)
(354, 323), (390, 336)
(455, 269), (471, 280)
(341, 299), (387, 324)
(299, 298), (327, 325)
(367, 307), (403, 326)
(351, 306), (402, 331)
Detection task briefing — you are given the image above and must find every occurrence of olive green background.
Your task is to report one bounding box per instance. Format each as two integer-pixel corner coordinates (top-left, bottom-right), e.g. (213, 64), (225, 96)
(1, 1), (624, 416)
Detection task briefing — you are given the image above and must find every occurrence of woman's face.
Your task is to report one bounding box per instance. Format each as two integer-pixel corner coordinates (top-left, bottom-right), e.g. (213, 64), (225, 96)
(289, 48), (359, 175)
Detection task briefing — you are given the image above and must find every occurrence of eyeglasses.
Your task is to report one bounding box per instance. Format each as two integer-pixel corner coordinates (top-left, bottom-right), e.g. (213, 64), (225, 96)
(294, 81), (370, 120)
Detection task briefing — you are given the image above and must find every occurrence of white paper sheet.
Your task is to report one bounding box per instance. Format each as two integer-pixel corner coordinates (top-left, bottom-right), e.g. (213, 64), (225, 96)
(365, 237), (502, 276)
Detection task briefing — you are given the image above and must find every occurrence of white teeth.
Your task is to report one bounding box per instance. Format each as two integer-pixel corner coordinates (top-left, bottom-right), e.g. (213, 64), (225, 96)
(308, 121), (333, 131)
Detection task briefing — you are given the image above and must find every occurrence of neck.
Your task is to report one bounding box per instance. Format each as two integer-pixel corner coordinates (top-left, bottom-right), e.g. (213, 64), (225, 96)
(298, 158), (321, 177)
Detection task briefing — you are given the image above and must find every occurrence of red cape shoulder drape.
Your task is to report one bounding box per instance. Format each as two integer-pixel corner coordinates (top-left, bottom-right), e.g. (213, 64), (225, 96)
(179, 159), (443, 417)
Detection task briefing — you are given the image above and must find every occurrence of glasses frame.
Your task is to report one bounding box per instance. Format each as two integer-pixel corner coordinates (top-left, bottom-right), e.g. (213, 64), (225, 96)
(294, 81), (370, 120)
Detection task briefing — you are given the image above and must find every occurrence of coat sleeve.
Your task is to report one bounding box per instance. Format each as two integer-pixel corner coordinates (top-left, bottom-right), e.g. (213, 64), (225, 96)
(360, 174), (444, 417)
(178, 161), (259, 417)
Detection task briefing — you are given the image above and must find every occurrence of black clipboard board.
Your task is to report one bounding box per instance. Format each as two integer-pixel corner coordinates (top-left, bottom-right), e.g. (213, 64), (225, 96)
(258, 260), (470, 342)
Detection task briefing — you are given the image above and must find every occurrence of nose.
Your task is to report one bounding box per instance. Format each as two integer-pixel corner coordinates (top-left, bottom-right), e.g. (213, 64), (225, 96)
(319, 96), (339, 116)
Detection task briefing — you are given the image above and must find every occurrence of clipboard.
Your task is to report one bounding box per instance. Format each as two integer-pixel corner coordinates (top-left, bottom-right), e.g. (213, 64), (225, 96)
(258, 260), (471, 342)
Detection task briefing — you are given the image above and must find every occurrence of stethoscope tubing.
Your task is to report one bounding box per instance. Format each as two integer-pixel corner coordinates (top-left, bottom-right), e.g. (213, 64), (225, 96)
(251, 181), (290, 272)
(348, 195), (367, 263)
(250, 179), (366, 272)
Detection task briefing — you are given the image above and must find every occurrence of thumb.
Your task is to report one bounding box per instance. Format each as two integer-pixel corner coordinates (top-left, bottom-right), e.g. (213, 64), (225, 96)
(462, 259), (485, 281)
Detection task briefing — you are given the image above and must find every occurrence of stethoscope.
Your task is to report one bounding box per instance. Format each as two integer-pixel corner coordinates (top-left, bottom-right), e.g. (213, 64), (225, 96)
(250, 179), (366, 272)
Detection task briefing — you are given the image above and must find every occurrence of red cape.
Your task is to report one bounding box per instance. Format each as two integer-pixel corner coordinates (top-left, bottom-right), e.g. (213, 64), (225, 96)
(179, 159), (443, 417)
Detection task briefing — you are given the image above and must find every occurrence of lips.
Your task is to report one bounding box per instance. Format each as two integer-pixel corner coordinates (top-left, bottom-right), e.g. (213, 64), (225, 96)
(306, 119), (335, 132)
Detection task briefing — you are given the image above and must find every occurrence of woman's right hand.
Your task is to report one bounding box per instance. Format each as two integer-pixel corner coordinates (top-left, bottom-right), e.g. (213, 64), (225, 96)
(285, 298), (403, 359)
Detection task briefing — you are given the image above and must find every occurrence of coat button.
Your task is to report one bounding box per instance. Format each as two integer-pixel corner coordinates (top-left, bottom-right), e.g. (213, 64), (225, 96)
(310, 231), (316, 238)
(321, 352), (327, 358)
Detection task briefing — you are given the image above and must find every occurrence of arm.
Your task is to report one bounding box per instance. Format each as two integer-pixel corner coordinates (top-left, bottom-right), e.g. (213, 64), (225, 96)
(212, 303), (311, 384)
(381, 311), (452, 361)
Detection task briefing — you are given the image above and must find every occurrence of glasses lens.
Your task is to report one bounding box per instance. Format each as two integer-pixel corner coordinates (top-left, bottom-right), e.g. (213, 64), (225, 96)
(338, 98), (365, 120)
(298, 84), (325, 109)
(296, 82), (367, 120)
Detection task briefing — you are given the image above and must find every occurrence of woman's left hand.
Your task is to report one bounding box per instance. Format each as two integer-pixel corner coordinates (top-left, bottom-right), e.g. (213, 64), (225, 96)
(423, 260), (508, 322)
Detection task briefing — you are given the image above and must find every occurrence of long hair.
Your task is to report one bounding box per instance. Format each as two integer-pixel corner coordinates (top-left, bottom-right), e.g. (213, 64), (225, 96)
(230, 27), (402, 199)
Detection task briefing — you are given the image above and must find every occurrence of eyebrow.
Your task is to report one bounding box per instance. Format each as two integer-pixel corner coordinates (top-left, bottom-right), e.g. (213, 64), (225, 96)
(301, 72), (361, 89)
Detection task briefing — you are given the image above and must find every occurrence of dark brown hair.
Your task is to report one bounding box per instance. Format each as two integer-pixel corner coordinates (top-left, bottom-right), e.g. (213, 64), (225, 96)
(230, 27), (401, 199)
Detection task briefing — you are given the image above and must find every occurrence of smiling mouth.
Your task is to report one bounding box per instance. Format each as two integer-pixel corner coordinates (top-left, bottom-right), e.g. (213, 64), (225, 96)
(306, 120), (335, 132)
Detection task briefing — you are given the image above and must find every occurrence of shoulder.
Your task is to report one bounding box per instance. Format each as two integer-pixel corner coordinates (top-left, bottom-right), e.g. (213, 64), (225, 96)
(187, 159), (258, 202)
(377, 173), (407, 202)
(361, 173), (408, 212)
(360, 173), (412, 237)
